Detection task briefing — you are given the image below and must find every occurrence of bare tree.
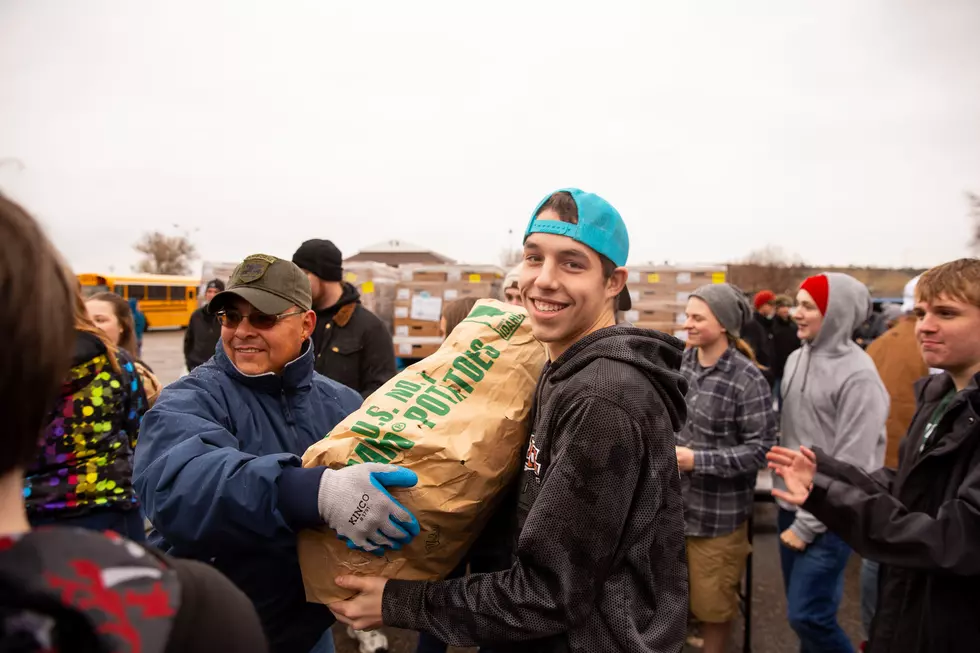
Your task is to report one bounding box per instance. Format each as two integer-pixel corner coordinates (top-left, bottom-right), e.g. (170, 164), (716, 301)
(969, 192), (980, 254)
(133, 231), (198, 275)
(729, 246), (807, 295)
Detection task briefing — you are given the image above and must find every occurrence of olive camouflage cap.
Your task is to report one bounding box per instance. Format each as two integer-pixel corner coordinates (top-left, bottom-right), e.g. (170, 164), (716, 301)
(208, 254), (312, 315)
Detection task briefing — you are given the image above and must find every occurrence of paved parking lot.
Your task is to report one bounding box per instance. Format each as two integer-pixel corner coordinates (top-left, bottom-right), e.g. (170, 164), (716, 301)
(142, 330), (864, 653)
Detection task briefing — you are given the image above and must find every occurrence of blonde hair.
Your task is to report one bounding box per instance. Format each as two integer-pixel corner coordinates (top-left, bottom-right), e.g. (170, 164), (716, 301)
(916, 258), (980, 308)
(728, 333), (766, 370)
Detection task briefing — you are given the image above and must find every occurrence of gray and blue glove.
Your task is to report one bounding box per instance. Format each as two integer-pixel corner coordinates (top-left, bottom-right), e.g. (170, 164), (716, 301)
(317, 463), (420, 554)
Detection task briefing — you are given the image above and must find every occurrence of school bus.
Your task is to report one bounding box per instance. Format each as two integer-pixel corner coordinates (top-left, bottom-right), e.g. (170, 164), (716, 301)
(76, 273), (200, 329)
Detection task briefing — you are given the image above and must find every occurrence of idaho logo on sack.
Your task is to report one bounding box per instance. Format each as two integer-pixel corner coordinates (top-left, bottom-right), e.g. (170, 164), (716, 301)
(462, 304), (526, 341)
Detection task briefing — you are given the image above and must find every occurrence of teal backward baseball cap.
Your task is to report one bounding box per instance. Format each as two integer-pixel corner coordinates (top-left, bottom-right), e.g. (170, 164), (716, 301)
(523, 188), (632, 310)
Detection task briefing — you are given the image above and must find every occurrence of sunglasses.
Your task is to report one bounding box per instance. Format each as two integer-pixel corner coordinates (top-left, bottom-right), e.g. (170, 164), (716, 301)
(214, 308), (304, 330)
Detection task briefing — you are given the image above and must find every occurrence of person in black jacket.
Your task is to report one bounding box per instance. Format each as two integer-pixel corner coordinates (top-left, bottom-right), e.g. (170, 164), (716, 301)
(771, 294), (801, 404)
(293, 239), (396, 398)
(766, 257), (980, 653)
(0, 192), (268, 653)
(183, 278), (224, 372)
(328, 188), (690, 653)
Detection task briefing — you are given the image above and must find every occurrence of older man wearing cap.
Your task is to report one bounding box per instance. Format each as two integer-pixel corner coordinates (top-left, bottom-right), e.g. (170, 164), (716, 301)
(183, 278), (225, 372)
(329, 189), (688, 653)
(135, 254), (421, 653)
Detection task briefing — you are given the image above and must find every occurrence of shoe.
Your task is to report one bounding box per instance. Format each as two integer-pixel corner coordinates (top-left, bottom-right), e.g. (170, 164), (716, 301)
(347, 626), (388, 653)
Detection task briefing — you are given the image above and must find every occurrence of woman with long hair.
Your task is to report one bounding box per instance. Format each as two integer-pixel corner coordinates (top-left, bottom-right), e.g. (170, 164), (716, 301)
(675, 283), (778, 653)
(86, 291), (162, 405)
(24, 284), (149, 540)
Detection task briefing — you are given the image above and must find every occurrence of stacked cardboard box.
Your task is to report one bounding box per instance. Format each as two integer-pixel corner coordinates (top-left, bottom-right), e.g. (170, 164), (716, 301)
(622, 265), (728, 341)
(392, 264), (504, 359)
(342, 262), (400, 333)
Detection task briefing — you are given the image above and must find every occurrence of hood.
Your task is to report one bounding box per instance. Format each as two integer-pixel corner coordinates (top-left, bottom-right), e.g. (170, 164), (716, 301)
(337, 281), (361, 307)
(901, 274), (921, 313)
(548, 325), (689, 432)
(64, 330), (109, 395)
(810, 272), (873, 355)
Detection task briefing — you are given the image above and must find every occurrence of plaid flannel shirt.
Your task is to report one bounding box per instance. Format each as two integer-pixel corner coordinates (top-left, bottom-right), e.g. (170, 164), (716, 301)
(676, 346), (777, 537)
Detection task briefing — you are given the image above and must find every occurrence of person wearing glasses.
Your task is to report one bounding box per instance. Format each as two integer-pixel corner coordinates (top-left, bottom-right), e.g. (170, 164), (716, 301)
(134, 254), (421, 653)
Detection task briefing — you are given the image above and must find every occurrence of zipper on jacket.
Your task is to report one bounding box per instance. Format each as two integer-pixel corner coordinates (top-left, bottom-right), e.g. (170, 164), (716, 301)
(280, 389), (296, 425)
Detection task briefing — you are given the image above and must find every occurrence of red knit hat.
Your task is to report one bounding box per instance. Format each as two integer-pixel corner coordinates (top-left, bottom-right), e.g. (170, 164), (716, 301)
(799, 274), (830, 315)
(753, 290), (776, 310)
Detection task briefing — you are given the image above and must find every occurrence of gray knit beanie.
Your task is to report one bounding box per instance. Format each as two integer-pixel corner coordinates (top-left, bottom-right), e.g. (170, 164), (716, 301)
(690, 283), (752, 338)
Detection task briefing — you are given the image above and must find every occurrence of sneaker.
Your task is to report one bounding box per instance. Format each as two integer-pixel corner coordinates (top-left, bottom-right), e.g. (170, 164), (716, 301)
(347, 626), (388, 653)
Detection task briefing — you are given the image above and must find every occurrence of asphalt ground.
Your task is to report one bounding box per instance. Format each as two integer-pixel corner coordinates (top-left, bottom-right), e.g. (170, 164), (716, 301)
(143, 330), (864, 653)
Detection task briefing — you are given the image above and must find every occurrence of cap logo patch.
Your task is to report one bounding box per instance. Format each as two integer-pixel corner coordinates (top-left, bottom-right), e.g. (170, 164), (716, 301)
(236, 254), (277, 284)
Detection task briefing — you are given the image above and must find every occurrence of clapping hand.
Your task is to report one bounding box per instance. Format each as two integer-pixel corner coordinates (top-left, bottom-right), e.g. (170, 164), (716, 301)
(767, 445), (817, 506)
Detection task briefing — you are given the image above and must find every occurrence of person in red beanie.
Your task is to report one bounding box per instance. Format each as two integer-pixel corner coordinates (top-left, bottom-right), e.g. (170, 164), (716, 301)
(774, 272), (888, 653)
(742, 290), (776, 384)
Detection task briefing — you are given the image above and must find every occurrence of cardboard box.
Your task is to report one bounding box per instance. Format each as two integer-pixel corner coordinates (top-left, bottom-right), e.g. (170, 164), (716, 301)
(343, 262), (400, 332)
(627, 265), (728, 290)
(624, 308), (687, 325)
(392, 335), (444, 359)
(394, 319), (442, 338)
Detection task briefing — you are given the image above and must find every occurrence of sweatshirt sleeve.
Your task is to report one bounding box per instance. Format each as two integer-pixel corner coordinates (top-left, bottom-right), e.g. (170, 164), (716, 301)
(382, 395), (662, 645)
(133, 375), (323, 557)
(790, 372), (889, 544)
(804, 448), (980, 574)
(693, 370), (777, 479)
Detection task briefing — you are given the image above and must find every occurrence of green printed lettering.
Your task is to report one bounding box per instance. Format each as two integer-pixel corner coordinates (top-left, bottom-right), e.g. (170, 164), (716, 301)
(382, 432), (415, 450)
(396, 380), (422, 392)
(425, 385), (458, 404)
(465, 349), (494, 371)
(482, 344), (500, 359)
(454, 356), (485, 382)
(365, 406), (394, 424)
(417, 394), (450, 415)
(419, 371), (438, 385)
(440, 383), (466, 403)
(384, 388), (414, 403)
(443, 369), (474, 394)
(365, 437), (399, 459)
(350, 421), (381, 438)
(353, 442), (392, 464)
(405, 406), (436, 429)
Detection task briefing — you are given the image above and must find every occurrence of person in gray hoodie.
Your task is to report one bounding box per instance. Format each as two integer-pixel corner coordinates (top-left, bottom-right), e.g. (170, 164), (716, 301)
(776, 272), (888, 653)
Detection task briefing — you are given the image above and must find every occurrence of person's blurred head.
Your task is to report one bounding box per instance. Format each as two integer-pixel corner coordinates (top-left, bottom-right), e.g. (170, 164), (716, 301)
(502, 264), (523, 306)
(520, 190), (629, 358)
(204, 278), (225, 303)
(439, 297), (480, 338)
(292, 239), (343, 307)
(209, 255), (315, 375)
(753, 290), (776, 318)
(86, 292), (138, 357)
(795, 275), (829, 341)
(774, 294), (794, 320)
(914, 259), (980, 383)
(0, 193), (75, 481)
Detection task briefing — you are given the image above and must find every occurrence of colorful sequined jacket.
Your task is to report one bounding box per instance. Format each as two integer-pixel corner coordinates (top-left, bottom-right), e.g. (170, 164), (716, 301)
(25, 330), (147, 518)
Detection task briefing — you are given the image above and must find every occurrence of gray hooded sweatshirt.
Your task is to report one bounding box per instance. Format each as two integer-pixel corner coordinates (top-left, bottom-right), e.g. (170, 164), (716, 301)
(778, 273), (889, 543)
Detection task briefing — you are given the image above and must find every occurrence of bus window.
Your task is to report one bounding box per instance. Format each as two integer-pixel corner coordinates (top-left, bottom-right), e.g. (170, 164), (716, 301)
(113, 285), (125, 297)
(188, 288), (196, 300)
(147, 285), (168, 301)
(127, 285), (146, 300)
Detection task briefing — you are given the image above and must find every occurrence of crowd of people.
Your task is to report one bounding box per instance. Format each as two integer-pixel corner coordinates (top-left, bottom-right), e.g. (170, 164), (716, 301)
(2, 187), (979, 653)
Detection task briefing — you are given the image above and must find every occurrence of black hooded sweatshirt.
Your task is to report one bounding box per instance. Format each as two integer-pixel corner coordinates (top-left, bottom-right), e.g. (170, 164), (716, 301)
(383, 325), (690, 653)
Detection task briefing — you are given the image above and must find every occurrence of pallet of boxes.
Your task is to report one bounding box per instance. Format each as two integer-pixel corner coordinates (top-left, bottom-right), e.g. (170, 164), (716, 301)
(392, 264), (504, 360)
(341, 261), (400, 333)
(622, 264), (729, 341)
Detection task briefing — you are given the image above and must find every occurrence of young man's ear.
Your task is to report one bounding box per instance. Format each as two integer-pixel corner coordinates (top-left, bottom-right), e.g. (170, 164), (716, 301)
(608, 267), (629, 298)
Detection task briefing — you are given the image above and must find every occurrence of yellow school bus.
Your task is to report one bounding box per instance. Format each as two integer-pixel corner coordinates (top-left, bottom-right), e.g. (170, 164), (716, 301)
(77, 273), (200, 329)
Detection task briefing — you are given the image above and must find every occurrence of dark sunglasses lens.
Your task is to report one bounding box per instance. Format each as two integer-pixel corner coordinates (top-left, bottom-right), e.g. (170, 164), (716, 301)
(217, 310), (242, 327)
(249, 313), (279, 329)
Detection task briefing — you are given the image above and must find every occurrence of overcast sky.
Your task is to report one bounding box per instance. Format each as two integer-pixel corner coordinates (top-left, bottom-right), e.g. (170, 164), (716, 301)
(2, 1), (978, 274)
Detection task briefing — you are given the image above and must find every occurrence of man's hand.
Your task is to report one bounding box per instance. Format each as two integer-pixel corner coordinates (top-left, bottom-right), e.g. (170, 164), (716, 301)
(317, 464), (421, 554)
(767, 446), (817, 506)
(780, 529), (807, 552)
(328, 575), (388, 631)
(675, 446), (695, 472)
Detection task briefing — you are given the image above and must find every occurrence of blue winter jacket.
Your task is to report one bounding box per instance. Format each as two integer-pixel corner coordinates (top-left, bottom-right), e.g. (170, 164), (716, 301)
(134, 339), (362, 653)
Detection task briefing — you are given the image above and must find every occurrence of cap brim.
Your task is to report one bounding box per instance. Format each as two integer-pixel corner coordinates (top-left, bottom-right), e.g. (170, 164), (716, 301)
(208, 287), (295, 315)
(617, 285), (632, 311)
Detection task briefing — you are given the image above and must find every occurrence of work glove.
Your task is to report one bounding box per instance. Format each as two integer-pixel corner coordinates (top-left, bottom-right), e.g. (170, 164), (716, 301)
(317, 463), (420, 555)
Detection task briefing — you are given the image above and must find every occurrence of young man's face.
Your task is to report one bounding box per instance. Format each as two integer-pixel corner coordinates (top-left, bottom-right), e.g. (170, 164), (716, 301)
(914, 293), (980, 375)
(520, 225), (623, 353)
(776, 305), (791, 320)
(794, 289), (824, 341)
(759, 303), (775, 318)
(220, 297), (315, 375)
(504, 285), (522, 306)
(205, 287), (220, 302)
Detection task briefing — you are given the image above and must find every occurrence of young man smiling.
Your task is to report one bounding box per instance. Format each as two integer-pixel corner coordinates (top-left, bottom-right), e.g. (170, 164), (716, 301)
(768, 258), (980, 653)
(329, 189), (690, 652)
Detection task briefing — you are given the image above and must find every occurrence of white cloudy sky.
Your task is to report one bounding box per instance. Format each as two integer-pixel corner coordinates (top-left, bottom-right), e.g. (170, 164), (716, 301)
(1, 1), (978, 274)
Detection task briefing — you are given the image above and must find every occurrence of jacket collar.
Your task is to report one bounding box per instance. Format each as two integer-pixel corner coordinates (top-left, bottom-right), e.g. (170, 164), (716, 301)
(213, 338), (315, 394)
(688, 345), (737, 375)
